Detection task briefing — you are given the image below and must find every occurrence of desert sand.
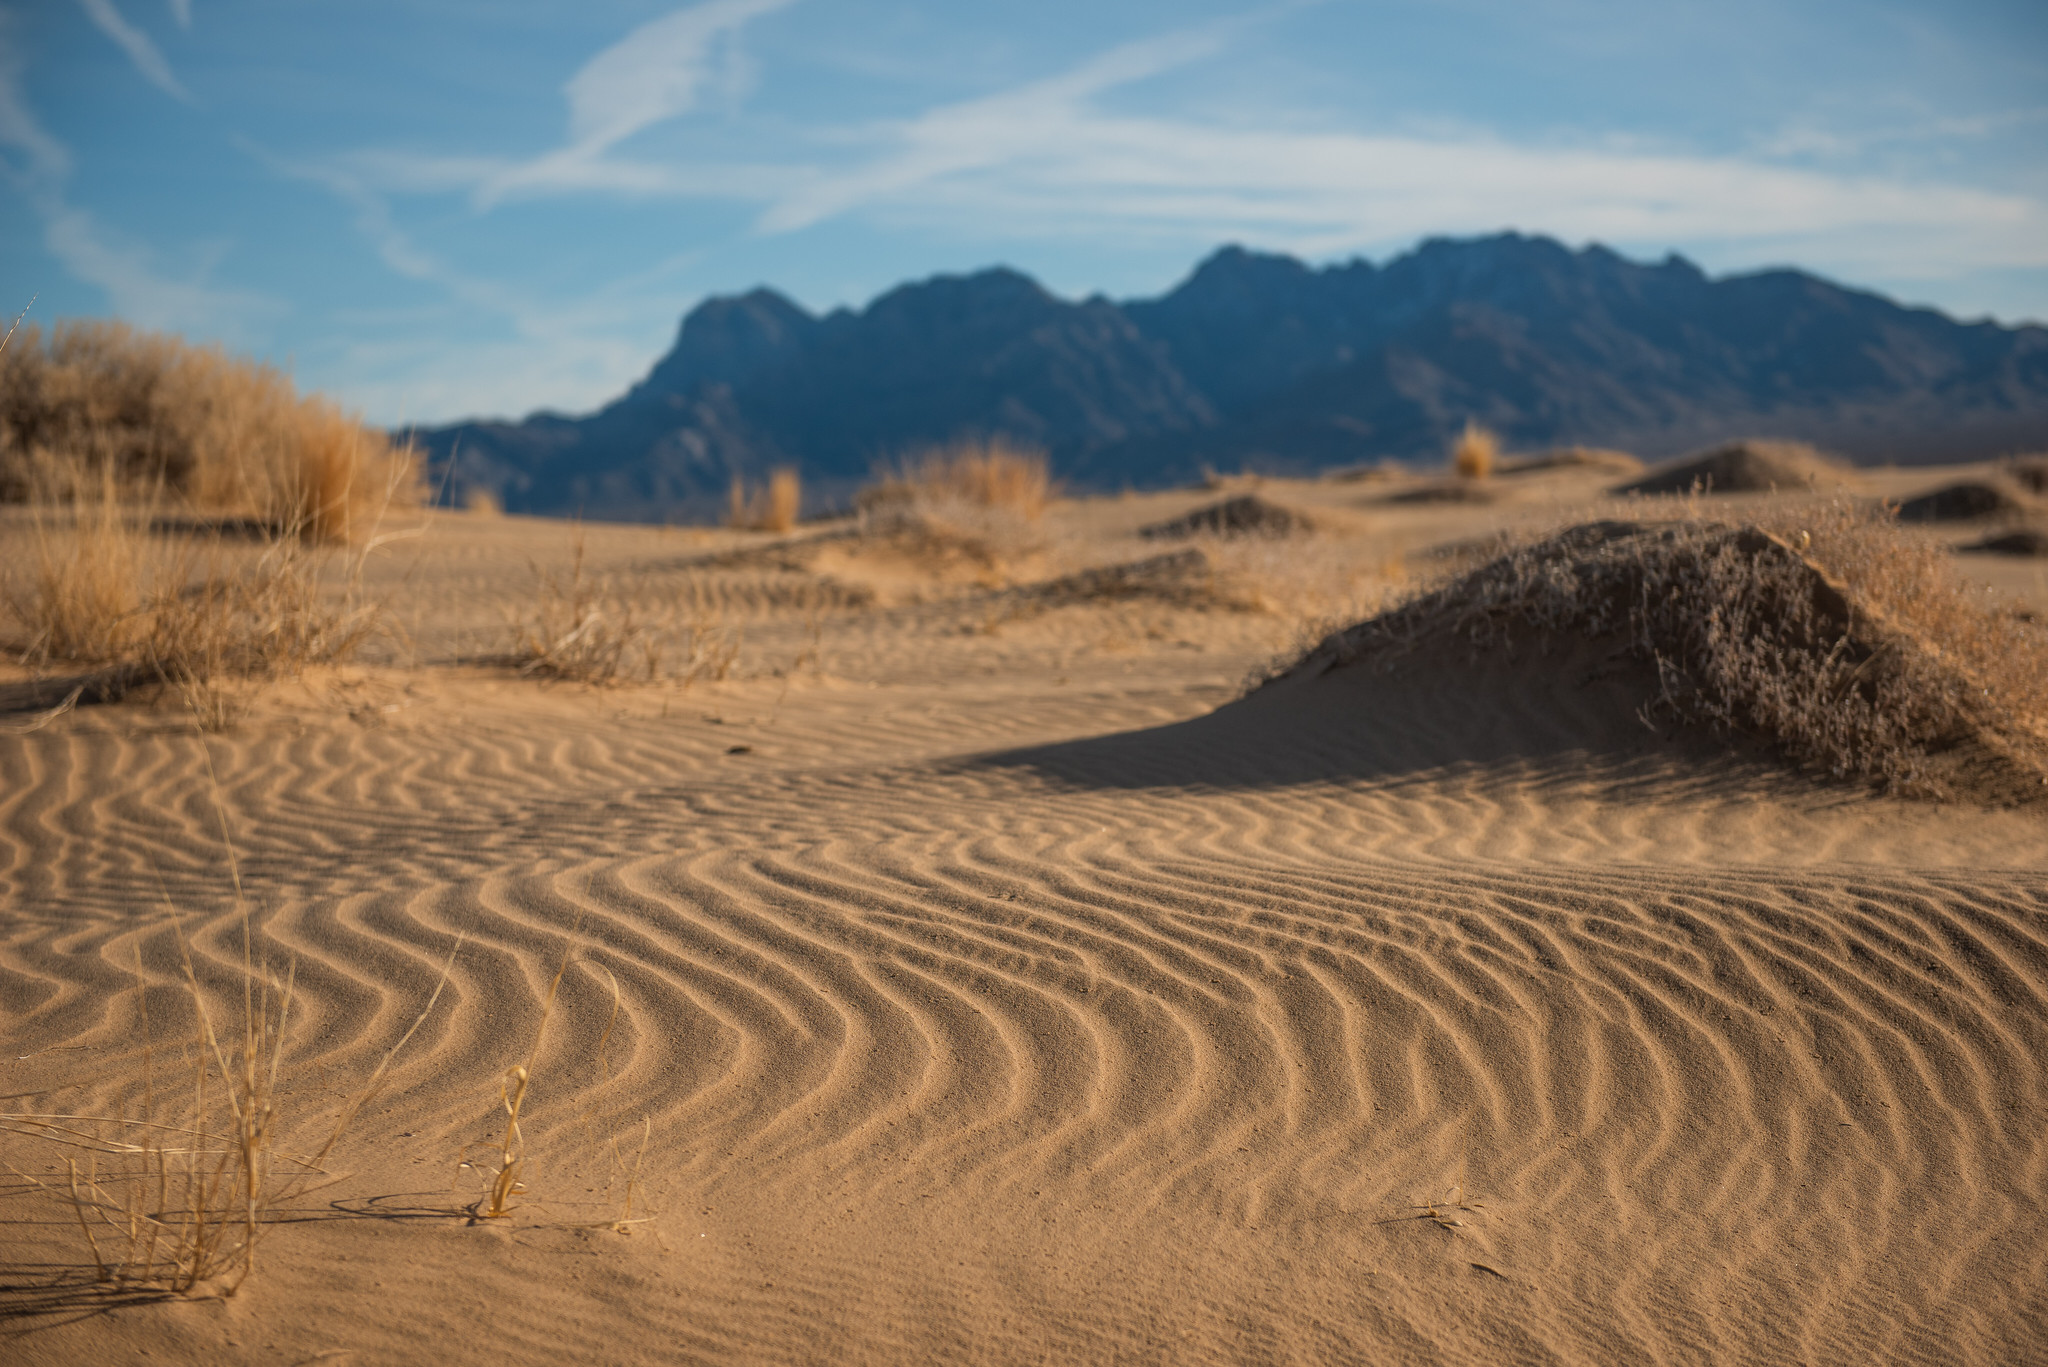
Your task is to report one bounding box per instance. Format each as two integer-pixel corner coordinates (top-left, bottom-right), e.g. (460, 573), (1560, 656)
(4, 459), (2047, 1365)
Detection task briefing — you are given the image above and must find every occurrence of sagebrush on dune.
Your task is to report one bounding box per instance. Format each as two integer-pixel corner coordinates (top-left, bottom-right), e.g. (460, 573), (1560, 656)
(1283, 500), (2048, 799)
(3, 476), (389, 725)
(0, 320), (421, 543)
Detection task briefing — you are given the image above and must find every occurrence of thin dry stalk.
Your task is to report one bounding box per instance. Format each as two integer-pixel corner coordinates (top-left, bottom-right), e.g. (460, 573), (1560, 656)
(3, 920), (460, 1296)
(475, 939), (575, 1220)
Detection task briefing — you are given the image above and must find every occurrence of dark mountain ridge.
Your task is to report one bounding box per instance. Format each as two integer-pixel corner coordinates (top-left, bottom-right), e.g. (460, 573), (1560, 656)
(409, 234), (2048, 520)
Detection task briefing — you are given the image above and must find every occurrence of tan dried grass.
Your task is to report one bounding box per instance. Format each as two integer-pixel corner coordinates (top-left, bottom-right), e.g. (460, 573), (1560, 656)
(865, 439), (1050, 521)
(1286, 498), (2048, 798)
(4, 476), (390, 727)
(727, 467), (801, 533)
(508, 532), (740, 687)
(1451, 421), (1498, 480)
(0, 320), (422, 544)
(2, 905), (457, 1296)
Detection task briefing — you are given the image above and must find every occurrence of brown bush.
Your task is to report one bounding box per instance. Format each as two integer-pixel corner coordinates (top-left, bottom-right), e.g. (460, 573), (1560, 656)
(727, 467), (801, 533)
(4, 478), (387, 726)
(508, 534), (740, 687)
(1451, 421), (1498, 480)
(0, 320), (421, 543)
(863, 439), (1051, 521)
(1282, 499), (2048, 798)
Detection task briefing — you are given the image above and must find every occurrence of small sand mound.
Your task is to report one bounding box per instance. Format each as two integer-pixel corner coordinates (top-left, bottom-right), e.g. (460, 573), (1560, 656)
(1895, 481), (2027, 522)
(1277, 514), (2048, 800)
(1498, 446), (1644, 476)
(1139, 495), (1311, 540)
(1377, 481), (1495, 506)
(1961, 528), (2048, 557)
(1616, 439), (1841, 495)
(1025, 548), (1216, 606)
(2007, 458), (2048, 494)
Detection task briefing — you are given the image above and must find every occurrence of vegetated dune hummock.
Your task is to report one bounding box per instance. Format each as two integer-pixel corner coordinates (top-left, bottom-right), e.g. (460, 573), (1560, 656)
(1615, 438), (1843, 495)
(1138, 493), (1311, 539)
(1895, 480), (2029, 523)
(5, 466), (2048, 1367)
(1267, 518), (2048, 801)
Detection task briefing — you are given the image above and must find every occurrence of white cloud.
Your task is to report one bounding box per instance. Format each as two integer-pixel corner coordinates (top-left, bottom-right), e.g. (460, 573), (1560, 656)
(474, 0), (796, 207)
(810, 112), (2048, 277)
(167, 0), (192, 29)
(76, 0), (188, 100)
(0, 45), (269, 335)
(352, 12), (2048, 286)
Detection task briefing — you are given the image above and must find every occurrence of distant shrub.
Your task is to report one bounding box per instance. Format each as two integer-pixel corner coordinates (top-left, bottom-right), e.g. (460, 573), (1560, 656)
(863, 439), (1050, 522)
(727, 467), (801, 532)
(1451, 421), (1498, 480)
(0, 320), (421, 543)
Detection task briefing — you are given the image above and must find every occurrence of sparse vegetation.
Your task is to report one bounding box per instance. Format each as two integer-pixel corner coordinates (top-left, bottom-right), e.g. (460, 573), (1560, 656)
(508, 532), (739, 686)
(0, 320), (422, 544)
(863, 439), (1051, 522)
(1281, 499), (2048, 798)
(852, 440), (1052, 578)
(2, 914), (456, 1296)
(1451, 421), (1498, 480)
(728, 467), (802, 533)
(2, 476), (394, 727)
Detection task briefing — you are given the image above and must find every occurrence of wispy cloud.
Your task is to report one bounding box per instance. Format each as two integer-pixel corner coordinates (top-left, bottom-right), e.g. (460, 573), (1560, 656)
(474, 0), (796, 207)
(167, 0), (192, 29)
(246, 141), (674, 422)
(736, 27), (2048, 277)
(76, 0), (188, 100)
(348, 12), (2048, 286)
(0, 38), (267, 334)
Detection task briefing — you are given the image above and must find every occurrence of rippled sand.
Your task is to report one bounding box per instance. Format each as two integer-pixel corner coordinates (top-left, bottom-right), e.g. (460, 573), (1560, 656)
(4, 466), (2046, 1365)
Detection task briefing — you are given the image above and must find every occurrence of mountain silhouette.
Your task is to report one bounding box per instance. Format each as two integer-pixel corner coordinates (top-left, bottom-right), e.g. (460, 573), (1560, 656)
(407, 234), (2048, 520)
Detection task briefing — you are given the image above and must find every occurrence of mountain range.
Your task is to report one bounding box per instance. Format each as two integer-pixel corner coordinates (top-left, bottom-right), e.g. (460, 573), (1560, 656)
(407, 233), (2048, 520)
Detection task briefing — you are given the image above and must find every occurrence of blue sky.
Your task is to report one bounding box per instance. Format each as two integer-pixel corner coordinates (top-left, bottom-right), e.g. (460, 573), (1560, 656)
(4, 1), (2045, 425)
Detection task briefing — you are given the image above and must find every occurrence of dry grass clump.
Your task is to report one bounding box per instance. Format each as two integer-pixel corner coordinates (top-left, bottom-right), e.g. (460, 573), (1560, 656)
(862, 439), (1051, 522)
(1451, 421), (1498, 480)
(1616, 439), (1842, 497)
(1285, 499), (2048, 798)
(3, 476), (389, 726)
(508, 535), (739, 687)
(852, 440), (1052, 578)
(0, 320), (422, 543)
(727, 468), (801, 533)
(3, 921), (455, 1296)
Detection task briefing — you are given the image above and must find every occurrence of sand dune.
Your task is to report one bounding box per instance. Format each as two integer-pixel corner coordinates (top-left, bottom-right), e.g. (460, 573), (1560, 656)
(3, 465), (2046, 1365)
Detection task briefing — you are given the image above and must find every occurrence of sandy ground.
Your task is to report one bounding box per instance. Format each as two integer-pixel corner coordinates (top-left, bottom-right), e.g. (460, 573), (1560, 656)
(3, 460), (2047, 1365)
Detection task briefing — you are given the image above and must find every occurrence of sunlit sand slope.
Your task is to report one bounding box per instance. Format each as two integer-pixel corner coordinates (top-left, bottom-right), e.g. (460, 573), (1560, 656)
(4, 473), (2046, 1365)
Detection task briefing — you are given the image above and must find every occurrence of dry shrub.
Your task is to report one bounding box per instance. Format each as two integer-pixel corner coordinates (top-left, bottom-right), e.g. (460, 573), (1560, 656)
(1287, 499), (2048, 798)
(3, 478), (388, 726)
(509, 537), (739, 687)
(0, 320), (422, 544)
(863, 439), (1050, 522)
(1451, 421), (1498, 481)
(727, 467), (801, 532)
(2, 923), (456, 1296)
(854, 440), (1052, 576)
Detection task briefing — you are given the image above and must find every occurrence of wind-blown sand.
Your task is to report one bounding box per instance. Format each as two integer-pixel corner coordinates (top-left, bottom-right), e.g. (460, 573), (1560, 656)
(4, 462), (2046, 1365)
